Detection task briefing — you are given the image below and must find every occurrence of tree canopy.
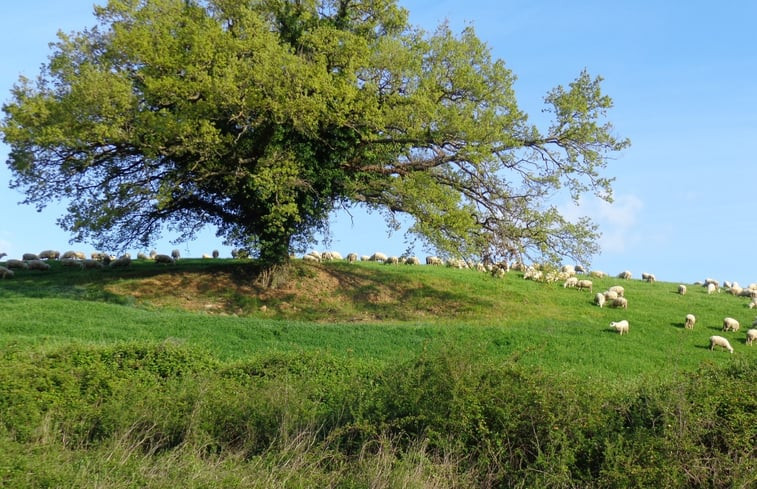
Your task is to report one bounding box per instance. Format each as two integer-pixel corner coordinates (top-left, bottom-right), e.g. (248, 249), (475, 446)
(2, 0), (629, 267)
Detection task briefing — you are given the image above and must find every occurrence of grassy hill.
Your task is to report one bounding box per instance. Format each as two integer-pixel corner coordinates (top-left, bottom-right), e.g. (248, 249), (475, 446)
(0, 259), (755, 488)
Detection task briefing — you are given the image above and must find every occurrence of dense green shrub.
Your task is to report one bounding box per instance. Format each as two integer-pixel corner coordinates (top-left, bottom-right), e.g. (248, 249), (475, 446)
(0, 342), (754, 488)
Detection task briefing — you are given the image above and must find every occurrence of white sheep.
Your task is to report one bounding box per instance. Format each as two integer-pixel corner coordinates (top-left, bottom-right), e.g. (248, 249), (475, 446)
(405, 256), (420, 265)
(62, 250), (86, 260)
(171, 249), (181, 260)
(618, 270), (632, 280)
(706, 283), (717, 295)
(38, 250), (60, 260)
(589, 270), (607, 278)
(610, 320), (629, 335)
(370, 252), (387, 262)
(22, 253), (39, 261)
(426, 256), (442, 266)
(563, 277), (578, 288)
(684, 314), (696, 330)
(611, 297), (628, 309)
(641, 272), (656, 283)
(608, 285), (625, 297)
(577, 279), (593, 292)
(346, 253), (358, 262)
(61, 258), (84, 269)
(709, 335), (734, 353)
(604, 290), (619, 301)
(749, 298), (757, 310)
(594, 292), (606, 308)
(560, 264), (576, 276)
(303, 254), (319, 262)
(746, 329), (757, 346)
(154, 254), (176, 265)
(5, 259), (29, 270)
(385, 256), (400, 264)
(110, 255), (132, 268)
(202, 253), (212, 259)
(0, 266), (13, 279)
(82, 259), (104, 269)
(26, 259), (50, 271)
(722, 317), (740, 332)
(136, 252), (149, 260)
(678, 284), (687, 295)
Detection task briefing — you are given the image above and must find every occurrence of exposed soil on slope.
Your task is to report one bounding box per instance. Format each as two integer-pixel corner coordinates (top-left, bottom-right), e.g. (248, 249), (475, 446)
(104, 262), (458, 322)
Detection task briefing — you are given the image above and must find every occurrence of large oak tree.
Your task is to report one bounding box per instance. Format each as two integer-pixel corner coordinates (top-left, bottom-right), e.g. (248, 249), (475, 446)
(2, 0), (629, 268)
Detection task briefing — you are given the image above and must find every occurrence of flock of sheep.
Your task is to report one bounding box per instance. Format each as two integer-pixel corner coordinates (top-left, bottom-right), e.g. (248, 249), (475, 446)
(3, 248), (757, 352)
(558, 266), (756, 354)
(0, 248), (208, 277)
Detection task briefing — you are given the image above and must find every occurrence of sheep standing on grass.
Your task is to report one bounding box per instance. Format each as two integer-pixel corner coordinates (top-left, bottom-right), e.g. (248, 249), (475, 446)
(594, 292), (606, 308)
(641, 272), (656, 283)
(709, 335), (734, 353)
(22, 253), (39, 261)
(684, 314), (696, 330)
(563, 277), (578, 288)
(26, 259), (50, 271)
(171, 249), (181, 260)
(5, 259), (28, 270)
(82, 259), (104, 269)
(612, 297), (628, 309)
(577, 279), (593, 292)
(746, 329), (757, 346)
(154, 254), (176, 265)
(110, 255), (132, 268)
(618, 270), (632, 280)
(0, 266), (13, 279)
(706, 283), (717, 295)
(39, 250), (60, 260)
(722, 317), (740, 333)
(608, 285), (625, 297)
(610, 320), (629, 335)
(678, 284), (687, 295)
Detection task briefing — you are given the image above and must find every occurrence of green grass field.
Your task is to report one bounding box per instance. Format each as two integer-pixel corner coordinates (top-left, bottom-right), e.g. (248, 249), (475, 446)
(0, 259), (755, 487)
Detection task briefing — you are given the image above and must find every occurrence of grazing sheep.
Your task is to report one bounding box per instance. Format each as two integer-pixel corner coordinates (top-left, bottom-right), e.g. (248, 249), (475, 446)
(610, 320), (629, 335)
(594, 292), (606, 308)
(641, 272), (656, 283)
(5, 259), (29, 270)
(154, 254), (176, 265)
(426, 256), (443, 266)
(560, 264), (576, 276)
(574, 265), (586, 274)
(589, 270), (607, 278)
(749, 299), (757, 310)
(405, 256), (420, 265)
(303, 254), (319, 262)
(604, 290), (619, 301)
(608, 285), (625, 297)
(61, 258), (84, 269)
(0, 266), (13, 279)
(370, 252), (387, 262)
(678, 284), (687, 295)
(385, 256), (400, 265)
(82, 259), (104, 269)
(611, 297), (628, 309)
(706, 283), (717, 295)
(346, 253), (358, 262)
(321, 251), (342, 261)
(22, 253), (39, 261)
(26, 259), (50, 271)
(746, 329), (757, 346)
(171, 249), (181, 260)
(38, 250), (60, 260)
(110, 255), (132, 268)
(709, 335), (734, 353)
(149, 250), (157, 259)
(722, 317), (740, 333)
(563, 276), (578, 288)
(577, 279), (593, 292)
(618, 270), (632, 280)
(685, 314), (696, 330)
(62, 250), (86, 260)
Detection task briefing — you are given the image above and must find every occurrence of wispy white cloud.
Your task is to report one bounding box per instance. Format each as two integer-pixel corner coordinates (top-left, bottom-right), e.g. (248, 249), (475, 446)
(562, 194), (644, 253)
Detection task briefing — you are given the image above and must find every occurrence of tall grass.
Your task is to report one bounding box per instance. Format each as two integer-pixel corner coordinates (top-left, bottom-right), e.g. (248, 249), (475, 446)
(0, 259), (755, 487)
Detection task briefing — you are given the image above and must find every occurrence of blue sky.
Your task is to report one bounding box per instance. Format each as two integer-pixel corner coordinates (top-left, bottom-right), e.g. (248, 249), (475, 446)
(2, 1), (756, 285)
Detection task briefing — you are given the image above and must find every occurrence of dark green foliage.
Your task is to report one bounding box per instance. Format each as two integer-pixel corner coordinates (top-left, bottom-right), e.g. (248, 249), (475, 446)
(1, 342), (753, 487)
